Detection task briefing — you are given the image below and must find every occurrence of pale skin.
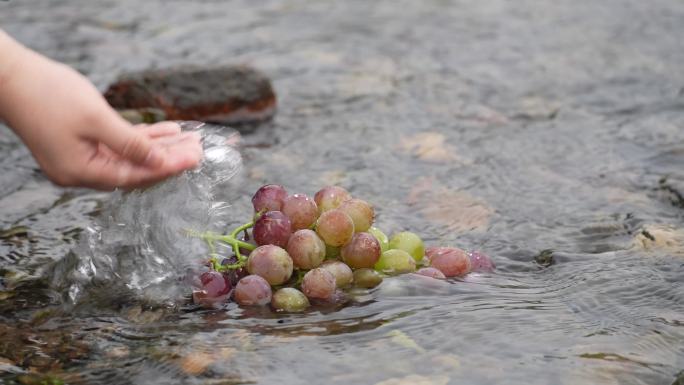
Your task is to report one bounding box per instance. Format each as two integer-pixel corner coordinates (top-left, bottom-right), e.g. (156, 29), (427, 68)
(0, 30), (203, 190)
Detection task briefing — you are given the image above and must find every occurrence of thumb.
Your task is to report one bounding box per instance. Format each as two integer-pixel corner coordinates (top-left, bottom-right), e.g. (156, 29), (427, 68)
(91, 116), (164, 167)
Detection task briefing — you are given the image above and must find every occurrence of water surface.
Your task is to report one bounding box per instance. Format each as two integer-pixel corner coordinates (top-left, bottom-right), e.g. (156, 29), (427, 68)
(1, 1), (684, 384)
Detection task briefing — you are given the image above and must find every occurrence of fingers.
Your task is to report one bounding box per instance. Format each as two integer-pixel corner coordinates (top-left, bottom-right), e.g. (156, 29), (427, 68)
(137, 121), (182, 138)
(80, 131), (203, 190)
(88, 117), (164, 168)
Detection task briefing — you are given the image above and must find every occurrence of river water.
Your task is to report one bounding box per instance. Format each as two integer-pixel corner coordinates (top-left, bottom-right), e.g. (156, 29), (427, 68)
(1, 1), (684, 384)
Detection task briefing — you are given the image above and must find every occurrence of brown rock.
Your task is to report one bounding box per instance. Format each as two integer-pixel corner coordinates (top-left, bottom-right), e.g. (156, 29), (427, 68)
(104, 66), (276, 125)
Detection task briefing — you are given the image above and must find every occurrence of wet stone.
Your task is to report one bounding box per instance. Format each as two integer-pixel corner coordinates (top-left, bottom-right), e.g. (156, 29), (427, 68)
(104, 66), (277, 126)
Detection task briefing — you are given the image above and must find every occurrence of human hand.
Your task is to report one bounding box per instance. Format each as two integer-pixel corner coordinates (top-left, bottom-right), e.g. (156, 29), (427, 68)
(0, 31), (202, 190)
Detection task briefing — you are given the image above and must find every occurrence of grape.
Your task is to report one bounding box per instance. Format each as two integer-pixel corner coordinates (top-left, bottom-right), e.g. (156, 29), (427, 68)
(328, 289), (350, 305)
(320, 260), (354, 288)
(315, 209), (355, 246)
(252, 184), (287, 213)
(415, 267), (446, 279)
(314, 186), (351, 213)
(271, 288), (310, 312)
(253, 211), (292, 247)
(234, 275), (272, 306)
(468, 250), (495, 272)
(301, 268), (337, 300)
(286, 229), (326, 269)
(192, 271), (232, 306)
(427, 246), (471, 277)
(388, 232), (425, 262)
(338, 198), (374, 232)
(246, 245), (294, 285)
(282, 194), (319, 230)
(374, 249), (416, 275)
(352, 268), (383, 288)
(367, 226), (389, 253)
(340, 232), (381, 269)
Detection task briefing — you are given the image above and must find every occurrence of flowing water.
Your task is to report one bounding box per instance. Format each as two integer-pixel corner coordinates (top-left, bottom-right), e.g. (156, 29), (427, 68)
(2, 1), (684, 384)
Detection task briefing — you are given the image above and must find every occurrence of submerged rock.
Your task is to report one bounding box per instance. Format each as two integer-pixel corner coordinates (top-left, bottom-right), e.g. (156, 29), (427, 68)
(632, 224), (684, 255)
(105, 66), (276, 125)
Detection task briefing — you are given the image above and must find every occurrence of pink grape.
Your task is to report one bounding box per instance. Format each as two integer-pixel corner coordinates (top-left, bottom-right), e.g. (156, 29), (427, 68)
(286, 229), (326, 269)
(415, 267), (447, 279)
(314, 186), (351, 213)
(281, 194), (319, 230)
(320, 260), (354, 287)
(301, 268), (336, 300)
(253, 211), (292, 247)
(252, 184), (287, 213)
(315, 209), (355, 246)
(338, 198), (374, 232)
(246, 245), (294, 285)
(192, 271), (232, 306)
(340, 232), (381, 269)
(234, 275), (272, 306)
(427, 246), (471, 277)
(468, 250), (495, 272)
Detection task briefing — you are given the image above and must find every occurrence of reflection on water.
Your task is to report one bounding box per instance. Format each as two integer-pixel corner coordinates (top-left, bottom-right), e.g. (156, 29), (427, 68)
(1, 0), (684, 384)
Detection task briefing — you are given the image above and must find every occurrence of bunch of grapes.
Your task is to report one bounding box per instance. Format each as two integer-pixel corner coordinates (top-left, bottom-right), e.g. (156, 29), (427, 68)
(190, 185), (495, 311)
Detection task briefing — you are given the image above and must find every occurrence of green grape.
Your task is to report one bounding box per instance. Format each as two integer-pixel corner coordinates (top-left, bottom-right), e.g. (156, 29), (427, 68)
(388, 231), (425, 262)
(374, 249), (416, 275)
(367, 226), (389, 253)
(352, 268), (383, 288)
(271, 288), (310, 312)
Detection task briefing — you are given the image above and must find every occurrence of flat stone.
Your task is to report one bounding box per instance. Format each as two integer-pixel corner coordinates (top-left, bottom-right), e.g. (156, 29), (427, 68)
(104, 66), (276, 125)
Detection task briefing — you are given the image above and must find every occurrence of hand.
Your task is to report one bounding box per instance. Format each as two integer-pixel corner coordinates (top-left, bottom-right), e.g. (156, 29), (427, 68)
(0, 31), (202, 190)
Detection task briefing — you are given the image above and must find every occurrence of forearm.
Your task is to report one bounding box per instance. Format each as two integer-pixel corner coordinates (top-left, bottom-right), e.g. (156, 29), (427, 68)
(0, 30), (32, 123)
(0, 30), (24, 87)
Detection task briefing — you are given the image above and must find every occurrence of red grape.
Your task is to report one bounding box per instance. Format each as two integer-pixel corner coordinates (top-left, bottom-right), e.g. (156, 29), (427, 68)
(252, 184), (287, 213)
(286, 229), (326, 269)
(320, 260), (354, 288)
(415, 267), (446, 279)
(338, 198), (374, 232)
(468, 250), (495, 272)
(301, 268), (336, 300)
(315, 209), (354, 246)
(192, 271), (232, 306)
(246, 245), (294, 285)
(282, 194), (319, 230)
(253, 211), (292, 247)
(314, 186), (351, 213)
(341, 232), (381, 269)
(234, 275), (272, 306)
(427, 246), (471, 277)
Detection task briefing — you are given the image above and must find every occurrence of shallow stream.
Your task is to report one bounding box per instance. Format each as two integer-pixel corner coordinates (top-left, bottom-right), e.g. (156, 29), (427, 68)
(1, 1), (684, 384)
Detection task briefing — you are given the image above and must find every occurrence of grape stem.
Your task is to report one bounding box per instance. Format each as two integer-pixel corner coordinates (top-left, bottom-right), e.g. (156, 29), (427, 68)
(186, 219), (256, 272)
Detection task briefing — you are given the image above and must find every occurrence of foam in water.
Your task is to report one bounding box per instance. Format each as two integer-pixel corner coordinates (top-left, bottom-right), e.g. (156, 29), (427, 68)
(49, 122), (243, 308)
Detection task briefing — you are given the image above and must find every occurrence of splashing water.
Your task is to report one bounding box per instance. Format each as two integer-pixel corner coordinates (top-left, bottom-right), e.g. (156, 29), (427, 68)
(49, 122), (243, 308)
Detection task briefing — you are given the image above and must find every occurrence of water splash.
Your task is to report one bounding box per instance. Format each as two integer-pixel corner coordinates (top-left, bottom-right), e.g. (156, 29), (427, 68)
(49, 122), (243, 308)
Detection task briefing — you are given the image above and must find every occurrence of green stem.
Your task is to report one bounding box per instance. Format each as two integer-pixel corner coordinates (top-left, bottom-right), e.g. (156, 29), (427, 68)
(185, 220), (256, 272)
